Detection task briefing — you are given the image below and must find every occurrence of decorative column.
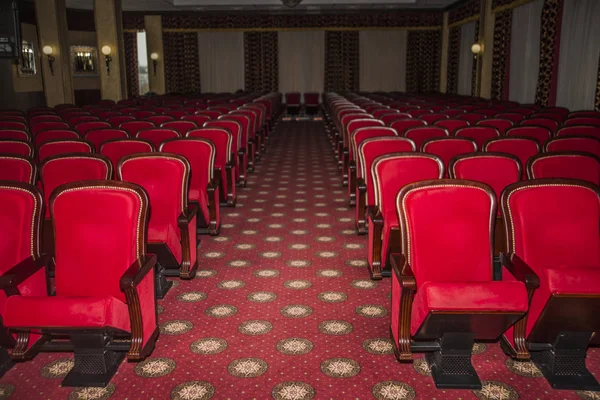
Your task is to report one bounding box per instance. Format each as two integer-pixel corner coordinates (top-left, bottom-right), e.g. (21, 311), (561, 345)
(440, 12), (449, 93)
(145, 15), (165, 94)
(94, 0), (126, 101)
(479, 0), (494, 99)
(35, 0), (74, 107)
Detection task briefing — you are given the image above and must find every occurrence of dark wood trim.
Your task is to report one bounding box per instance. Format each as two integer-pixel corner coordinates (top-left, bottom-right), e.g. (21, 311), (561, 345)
(178, 204), (199, 279)
(390, 253), (416, 362)
(355, 179), (367, 234)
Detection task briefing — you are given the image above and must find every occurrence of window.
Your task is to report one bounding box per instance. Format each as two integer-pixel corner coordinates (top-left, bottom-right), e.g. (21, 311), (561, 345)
(137, 31), (149, 95)
(18, 41), (36, 77)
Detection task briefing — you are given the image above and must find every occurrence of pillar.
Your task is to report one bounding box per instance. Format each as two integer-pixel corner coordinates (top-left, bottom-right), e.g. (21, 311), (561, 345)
(144, 15), (165, 95)
(94, 0), (126, 101)
(479, 0), (494, 99)
(35, 0), (74, 107)
(439, 12), (449, 93)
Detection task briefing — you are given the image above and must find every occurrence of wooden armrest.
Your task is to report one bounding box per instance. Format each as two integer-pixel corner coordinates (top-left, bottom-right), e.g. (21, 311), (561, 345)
(120, 255), (157, 291)
(0, 254), (51, 290)
(366, 206), (381, 223)
(178, 203), (199, 226)
(357, 178), (366, 192)
(500, 253), (540, 290)
(390, 253), (416, 290)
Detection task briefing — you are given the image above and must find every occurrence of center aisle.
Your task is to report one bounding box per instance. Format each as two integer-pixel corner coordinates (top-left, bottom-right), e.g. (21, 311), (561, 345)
(3, 121), (590, 399)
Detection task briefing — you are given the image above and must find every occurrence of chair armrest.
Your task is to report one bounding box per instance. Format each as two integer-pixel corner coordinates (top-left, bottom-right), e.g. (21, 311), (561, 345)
(357, 178), (366, 192)
(178, 203), (199, 226)
(120, 255), (157, 291)
(500, 253), (540, 290)
(366, 206), (381, 224)
(390, 253), (416, 290)
(0, 254), (51, 290)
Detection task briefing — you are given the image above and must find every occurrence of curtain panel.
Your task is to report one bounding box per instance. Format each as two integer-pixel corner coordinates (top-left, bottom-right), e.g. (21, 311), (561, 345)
(447, 27), (461, 94)
(491, 10), (512, 100)
(555, 0), (600, 110)
(163, 32), (201, 93)
(123, 31), (139, 98)
(457, 22), (476, 96)
(324, 31), (359, 93)
(244, 32), (278, 93)
(509, 0), (543, 104)
(359, 30), (407, 92)
(198, 31), (245, 93)
(278, 31), (325, 95)
(406, 30), (441, 93)
(534, 0), (564, 107)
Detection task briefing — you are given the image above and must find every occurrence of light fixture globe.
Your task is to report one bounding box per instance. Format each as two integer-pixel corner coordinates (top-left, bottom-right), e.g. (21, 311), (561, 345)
(471, 43), (483, 55)
(101, 45), (112, 56)
(42, 45), (53, 55)
(150, 52), (159, 60)
(281, 0), (302, 7)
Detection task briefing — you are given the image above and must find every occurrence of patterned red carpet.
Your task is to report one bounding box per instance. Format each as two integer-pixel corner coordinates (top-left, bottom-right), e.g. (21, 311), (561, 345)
(1, 121), (599, 400)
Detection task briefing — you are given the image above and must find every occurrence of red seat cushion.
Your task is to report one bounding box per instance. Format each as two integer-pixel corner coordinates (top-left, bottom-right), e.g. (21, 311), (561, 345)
(544, 266), (600, 295)
(410, 281), (528, 335)
(4, 295), (130, 332)
(149, 222), (182, 263)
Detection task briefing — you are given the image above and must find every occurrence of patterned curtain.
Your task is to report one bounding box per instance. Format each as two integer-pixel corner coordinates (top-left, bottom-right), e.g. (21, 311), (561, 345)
(596, 52), (600, 111)
(324, 31), (359, 93)
(124, 32), (139, 98)
(447, 28), (461, 94)
(406, 30), (441, 93)
(534, 0), (564, 107)
(244, 32), (278, 93)
(471, 21), (480, 97)
(163, 32), (201, 94)
(491, 10), (512, 100)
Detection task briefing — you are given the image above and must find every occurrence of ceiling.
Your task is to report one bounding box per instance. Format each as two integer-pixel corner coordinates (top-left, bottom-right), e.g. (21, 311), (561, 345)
(65, 0), (458, 12)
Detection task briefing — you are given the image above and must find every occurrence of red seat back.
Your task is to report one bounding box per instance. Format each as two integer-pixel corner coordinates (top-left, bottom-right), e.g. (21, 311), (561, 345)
(389, 119), (427, 136)
(38, 139), (93, 162)
(545, 136), (600, 158)
(32, 122), (69, 135)
(434, 119), (469, 134)
(484, 137), (539, 179)
(404, 127), (449, 151)
(477, 118), (513, 135)
(521, 118), (558, 133)
(136, 128), (180, 148)
(350, 126), (397, 161)
(527, 153), (600, 185)
(186, 128), (231, 168)
(420, 113), (449, 125)
(455, 126), (500, 150)
(556, 125), (600, 138)
(0, 140), (33, 157)
(564, 117), (600, 127)
(100, 139), (155, 173)
(144, 115), (174, 125)
(422, 138), (477, 172)
(85, 129), (130, 151)
(0, 130), (29, 141)
(107, 116), (135, 127)
(0, 155), (36, 184)
(506, 125), (552, 145)
(161, 121), (197, 136)
(34, 129), (80, 148)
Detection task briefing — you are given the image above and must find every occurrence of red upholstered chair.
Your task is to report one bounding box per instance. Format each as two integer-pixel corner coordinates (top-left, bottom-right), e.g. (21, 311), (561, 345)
(348, 125), (396, 205)
(223, 114), (251, 181)
(390, 180), (529, 389)
(495, 113), (525, 124)
(31, 122), (69, 136)
(545, 136), (600, 158)
(161, 121), (197, 136)
(421, 138), (477, 174)
(187, 128), (236, 207)
(30, 115), (61, 125)
(500, 179), (600, 390)
(0, 122), (27, 132)
(74, 121), (112, 136)
(0, 116), (26, 124)
(368, 153), (442, 279)
(182, 115), (211, 126)
(135, 128), (180, 148)
(455, 126), (500, 150)
(420, 113), (449, 125)
(556, 125), (600, 138)
(526, 152), (600, 185)
(119, 121), (155, 136)
(208, 119), (243, 184)
(568, 111), (600, 119)
(231, 110), (259, 168)
(0, 182), (49, 375)
(160, 138), (220, 235)
(304, 92), (320, 115)
(85, 128), (130, 151)
(0, 139), (33, 157)
(403, 127), (449, 151)
(38, 139), (93, 162)
(449, 153), (521, 255)
(34, 129), (80, 148)
(144, 115), (173, 125)
(0, 130), (29, 141)
(484, 137), (539, 179)
(477, 118), (513, 135)
(389, 119), (427, 136)
(0, 155), (36, 184)
(285, 92), (301, 114)
(355, 137), (416, 234)
(100, 139), (155, 176)
(118, 154), (198, 293)
(563, 117), (600, 127)
(237, 107), (264, 156)
(531, 112), (562, 123)
(457, 113), (486, 124)
(130, 111), (156, 119)
(107, 115), (135, 127)
(521, 118), (559, 134)
(434, 118), (470, 134)
(506, 125), (552, 145)
(3, 181), (158, 387)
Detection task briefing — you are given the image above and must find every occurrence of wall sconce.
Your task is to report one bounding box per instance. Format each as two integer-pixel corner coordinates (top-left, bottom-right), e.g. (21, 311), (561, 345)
(150, 52), (159, 76)
(42, 45), (55, 75)
(471, 43), (483, 59)
(101, 45), (112, 75)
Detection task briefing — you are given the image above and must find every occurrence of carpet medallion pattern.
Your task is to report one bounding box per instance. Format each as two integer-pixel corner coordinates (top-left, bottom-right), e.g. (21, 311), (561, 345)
(0, 121), (598, 399)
